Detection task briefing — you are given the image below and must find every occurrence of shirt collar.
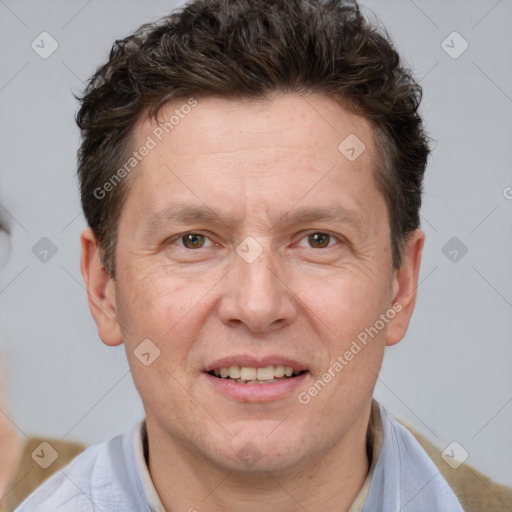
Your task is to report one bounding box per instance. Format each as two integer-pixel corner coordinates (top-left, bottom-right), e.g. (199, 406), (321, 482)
(133, 420), (166, 512)
(348, 399), (383, 512)
(133, 400), (383, 512)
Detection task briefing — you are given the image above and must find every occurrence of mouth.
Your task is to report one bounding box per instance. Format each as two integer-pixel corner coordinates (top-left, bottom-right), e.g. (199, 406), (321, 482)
(207, 365), (307, 384)
(203, 357), (309, 401)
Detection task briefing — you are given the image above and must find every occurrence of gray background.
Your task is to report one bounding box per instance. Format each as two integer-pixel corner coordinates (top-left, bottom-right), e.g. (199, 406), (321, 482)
(0, 0), (510, 487)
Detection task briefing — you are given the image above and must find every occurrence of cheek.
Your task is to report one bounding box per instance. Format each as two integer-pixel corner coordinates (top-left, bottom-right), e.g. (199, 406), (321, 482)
(115, 265), (222, 373)
(304, 283), (387, 406)
(115, 271), (206, 416)
(305, 268), (390, 338)
(297, 269), (391, 397)
(115, 267), (194, 346)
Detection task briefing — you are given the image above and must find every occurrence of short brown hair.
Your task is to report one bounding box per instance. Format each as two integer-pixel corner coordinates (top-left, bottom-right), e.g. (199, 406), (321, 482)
(76, 0), (429, 276)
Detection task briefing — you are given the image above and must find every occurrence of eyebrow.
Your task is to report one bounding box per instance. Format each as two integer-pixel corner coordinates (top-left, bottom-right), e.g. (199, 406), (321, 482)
(278, 205), (362, 230)
(144, 202), (362, 234)
(145, 203), (222, 233)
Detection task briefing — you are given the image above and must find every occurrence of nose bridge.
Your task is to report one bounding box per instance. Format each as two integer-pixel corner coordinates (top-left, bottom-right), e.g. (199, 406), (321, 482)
(240, 250), (279, 307)
(220, 239), (296, 332)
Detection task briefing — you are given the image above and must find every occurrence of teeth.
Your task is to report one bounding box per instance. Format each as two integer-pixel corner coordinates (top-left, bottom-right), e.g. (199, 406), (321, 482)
(274, 365), (285, 378)
(228, 366), (240, 379)
(256, 366), (274, 380)
(240, 367), (257, 380)
(211, 365), (301, 382)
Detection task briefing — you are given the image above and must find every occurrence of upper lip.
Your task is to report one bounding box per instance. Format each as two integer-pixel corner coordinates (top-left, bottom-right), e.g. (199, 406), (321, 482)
(204, 355), (309, 372)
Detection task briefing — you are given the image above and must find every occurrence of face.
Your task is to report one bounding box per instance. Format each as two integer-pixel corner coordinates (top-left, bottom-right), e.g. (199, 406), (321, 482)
(82, 93), (423, 473)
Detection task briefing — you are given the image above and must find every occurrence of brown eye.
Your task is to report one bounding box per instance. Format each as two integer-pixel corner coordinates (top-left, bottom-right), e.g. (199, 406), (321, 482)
(181, 233), (206, 249)
(307, 233), (331, 248)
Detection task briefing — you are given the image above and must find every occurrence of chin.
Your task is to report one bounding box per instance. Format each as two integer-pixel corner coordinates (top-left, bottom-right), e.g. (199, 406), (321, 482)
(216, 448), (305, 475)
(208, 427), (310, 474)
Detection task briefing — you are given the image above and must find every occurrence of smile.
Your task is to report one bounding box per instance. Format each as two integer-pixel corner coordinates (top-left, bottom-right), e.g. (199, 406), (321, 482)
(208, 365), (306, 384)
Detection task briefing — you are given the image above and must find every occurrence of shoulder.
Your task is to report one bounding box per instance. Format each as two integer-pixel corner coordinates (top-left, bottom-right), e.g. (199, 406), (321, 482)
(367, 403), (464, 512)
(14, 428), (149, 512)
(399, 416), (512, 512)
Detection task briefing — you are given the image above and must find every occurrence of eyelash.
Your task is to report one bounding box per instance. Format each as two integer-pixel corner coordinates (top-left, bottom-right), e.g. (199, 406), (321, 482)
(170, 231), (343, 250)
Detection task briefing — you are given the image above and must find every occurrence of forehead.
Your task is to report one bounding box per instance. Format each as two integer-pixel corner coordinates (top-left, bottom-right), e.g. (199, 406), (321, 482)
(121, 93), (386, 230)
(137, 93), (375, 162)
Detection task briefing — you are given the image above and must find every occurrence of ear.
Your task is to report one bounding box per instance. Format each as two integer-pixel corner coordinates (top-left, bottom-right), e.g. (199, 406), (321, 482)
(386, 229), (425, 347)
(80, 228), (123, 347)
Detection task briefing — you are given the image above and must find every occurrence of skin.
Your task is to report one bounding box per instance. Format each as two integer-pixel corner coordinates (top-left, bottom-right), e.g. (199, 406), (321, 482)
(0, 232), (23, 503)
(81, 93), (424, 512)
(0, 355), (23, 504)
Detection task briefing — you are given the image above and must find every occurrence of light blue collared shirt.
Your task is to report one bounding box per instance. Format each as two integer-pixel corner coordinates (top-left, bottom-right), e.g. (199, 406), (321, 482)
(14, 402), (464, 511)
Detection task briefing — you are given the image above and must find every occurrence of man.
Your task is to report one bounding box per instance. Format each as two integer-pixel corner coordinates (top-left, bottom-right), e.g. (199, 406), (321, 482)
(15, 0), (465, 510)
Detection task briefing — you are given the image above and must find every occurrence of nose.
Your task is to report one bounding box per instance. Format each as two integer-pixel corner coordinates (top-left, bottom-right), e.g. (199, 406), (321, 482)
(218, 245), (298, 334)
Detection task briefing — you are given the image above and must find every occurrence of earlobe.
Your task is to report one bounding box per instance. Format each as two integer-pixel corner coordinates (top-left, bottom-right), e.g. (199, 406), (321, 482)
(80, 228), (123, 347)
(386, 229), (425, 347)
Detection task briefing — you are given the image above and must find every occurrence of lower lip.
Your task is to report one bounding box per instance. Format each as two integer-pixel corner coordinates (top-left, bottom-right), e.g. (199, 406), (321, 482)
(204, 372), (308, 402)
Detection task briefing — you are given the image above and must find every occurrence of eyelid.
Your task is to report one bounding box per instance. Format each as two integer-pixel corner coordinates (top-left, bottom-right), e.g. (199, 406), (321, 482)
(168, 231), (216, 248)
(164, 230), (345, 250)
(295, 230), (344, 248)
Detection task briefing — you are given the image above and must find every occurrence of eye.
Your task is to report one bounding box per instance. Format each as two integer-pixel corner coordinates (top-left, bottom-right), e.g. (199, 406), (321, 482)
(177, 233), (213, 249)
(297, 232), (338, 249)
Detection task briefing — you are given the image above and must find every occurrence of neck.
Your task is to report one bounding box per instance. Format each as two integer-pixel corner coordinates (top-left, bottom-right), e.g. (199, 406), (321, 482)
(146, 403), (372, 512)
